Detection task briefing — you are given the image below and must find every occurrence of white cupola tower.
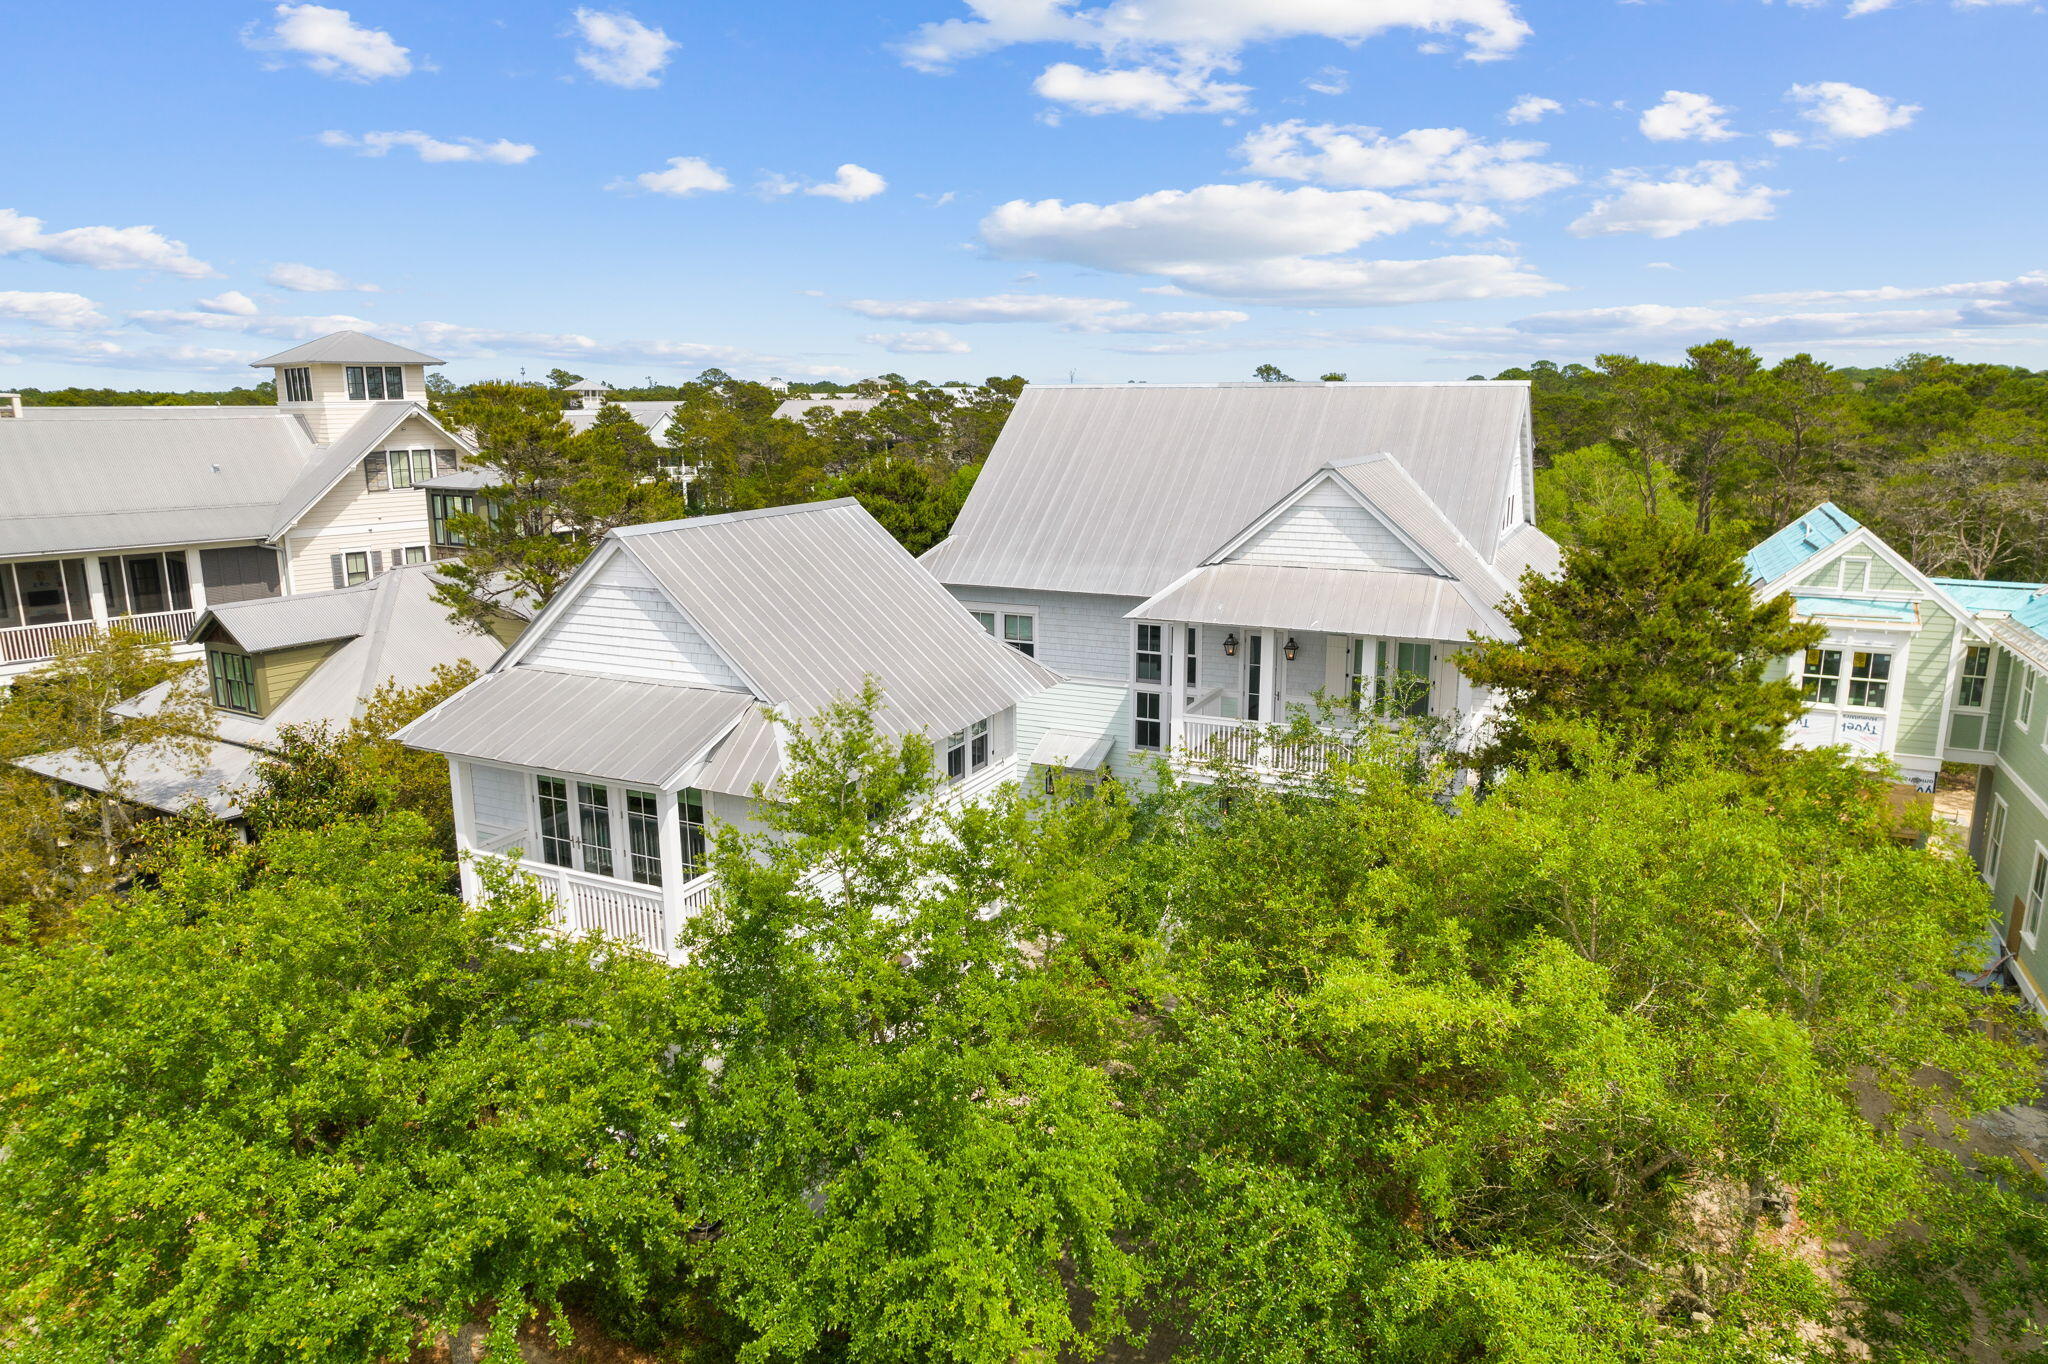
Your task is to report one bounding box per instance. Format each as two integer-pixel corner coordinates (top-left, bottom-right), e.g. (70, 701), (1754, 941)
(251, 331), (444, 444)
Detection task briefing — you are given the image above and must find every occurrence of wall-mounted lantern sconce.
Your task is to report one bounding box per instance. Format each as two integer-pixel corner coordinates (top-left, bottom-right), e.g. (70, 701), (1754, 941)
(1222, 632), (1238, 657)
(1284, 636), (1300, 661)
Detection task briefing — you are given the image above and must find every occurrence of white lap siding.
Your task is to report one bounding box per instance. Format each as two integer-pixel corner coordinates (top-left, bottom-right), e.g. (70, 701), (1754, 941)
(947, 586), (1144, 683)
(1228, 480), (1431, 573)
(523, 554), (749, 687)
(281, 414), (447, 592)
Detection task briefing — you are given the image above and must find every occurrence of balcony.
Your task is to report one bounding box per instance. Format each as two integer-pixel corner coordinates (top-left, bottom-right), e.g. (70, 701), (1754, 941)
(513, 857), (716, 963)
(1175, 714), (1364, 777)
(0, 609), (198, 666)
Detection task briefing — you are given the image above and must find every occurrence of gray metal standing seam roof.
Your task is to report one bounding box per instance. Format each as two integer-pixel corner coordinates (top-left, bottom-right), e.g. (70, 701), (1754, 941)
(250, 332), (445, 367)
(1130, 566), (1499, 643)
(615, 500), (1059, 741)
(923, 382), (1531, 598)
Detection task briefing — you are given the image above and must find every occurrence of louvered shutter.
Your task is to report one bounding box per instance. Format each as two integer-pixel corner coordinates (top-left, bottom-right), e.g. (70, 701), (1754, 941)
(364, 452), (388, 492)
(329, 555), (345, 589)
(370, 550), (384, 576)
(434, 448), (457, 475)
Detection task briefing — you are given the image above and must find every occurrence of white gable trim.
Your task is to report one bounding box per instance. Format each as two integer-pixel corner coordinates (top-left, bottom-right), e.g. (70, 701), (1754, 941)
(266, 403), (475, 542)
(1762, 526), (1987, 638)
(1201, 466), (1450, 578)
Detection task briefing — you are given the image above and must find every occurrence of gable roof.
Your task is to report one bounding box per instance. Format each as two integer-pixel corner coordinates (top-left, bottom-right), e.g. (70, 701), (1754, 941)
(1743, 502), (1861, 583)
(251, 332), (444, 367)
(923, 381), (1531, 599)
(614, 500), (1057, 738)
(1934, 577), (2046, 616)
(0, 406), (318, 556)
(562, 401), (679, 441)
(265, 401), (452, 538)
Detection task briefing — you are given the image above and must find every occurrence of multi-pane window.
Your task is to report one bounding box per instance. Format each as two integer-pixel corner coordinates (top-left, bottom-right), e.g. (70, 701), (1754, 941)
(281, 367), (312, 403)
(1185, 627), (1198, 689)
(208, 649), (256, 713)
(1134, 690), (1163, 750)
(1801, 648), (1842, 705)
(969, 607), (1037, 656)
(970, 718), (989, 771)
(1958, 645), (1992, 711)
(626, 789), (662, 887)
(945, 729), (967, 781)
(1846, 650), (1891, 709)
(386, 449), (437, 488)
(345, 365), (405, 401)
(536, 776), (572, 867)
(2020, 668), (2038, 731)
(403, 545), (428, 565)
(576, 782), (615, 877)
(1134, 623), (1164, 684)
(1985, 796), (2009, 885)
(680, 788), (706, 874)
(343, 551), (370, 587)
(1379, 641), (1433, 718)
(430, 492), (478, 548)
(2026, 848), (2048, 945)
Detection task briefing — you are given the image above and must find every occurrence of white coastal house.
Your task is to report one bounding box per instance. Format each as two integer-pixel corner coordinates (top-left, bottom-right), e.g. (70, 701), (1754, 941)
(0, 331), (476, 680)
(919, 381), (1560, 784)
(395, 499), (1057, 961)
(15, 563), (513, 821)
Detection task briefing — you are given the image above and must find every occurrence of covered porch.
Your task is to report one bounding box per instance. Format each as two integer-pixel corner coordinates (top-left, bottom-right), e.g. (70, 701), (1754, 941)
(1128, 563), (1497, 773)
(0, 544), (265, 670)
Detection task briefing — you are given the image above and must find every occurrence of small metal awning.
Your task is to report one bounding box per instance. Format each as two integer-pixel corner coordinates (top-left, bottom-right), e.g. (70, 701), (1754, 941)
(1027, 728), (1115, 771)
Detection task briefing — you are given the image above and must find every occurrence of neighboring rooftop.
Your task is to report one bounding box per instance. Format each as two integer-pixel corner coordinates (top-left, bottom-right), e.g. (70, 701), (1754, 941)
(251, 331), (444, 368)
(1935, 577), (2047, 617)
(923, 381), (1533, 599)
(1744, 502), (1861, 584)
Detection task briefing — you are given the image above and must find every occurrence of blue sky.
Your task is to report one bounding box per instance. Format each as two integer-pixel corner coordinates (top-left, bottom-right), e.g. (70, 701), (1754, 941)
(3, 0), (2043, 388)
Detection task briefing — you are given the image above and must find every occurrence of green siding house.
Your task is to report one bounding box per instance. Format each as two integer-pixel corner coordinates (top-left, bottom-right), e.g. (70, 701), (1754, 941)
(1748, 505), (2048, 1012)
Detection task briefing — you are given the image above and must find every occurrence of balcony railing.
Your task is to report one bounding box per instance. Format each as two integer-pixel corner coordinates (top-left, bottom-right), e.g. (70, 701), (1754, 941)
(517, 859), (715, 962)
(0, 609), (197, 665)
(1175, 715), (1361, 776)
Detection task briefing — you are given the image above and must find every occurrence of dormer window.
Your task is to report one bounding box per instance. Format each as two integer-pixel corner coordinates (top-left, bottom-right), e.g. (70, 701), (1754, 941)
(281, 367), (312, 403)
(345, 365), (405, 401)
(207, 649), (257, 713)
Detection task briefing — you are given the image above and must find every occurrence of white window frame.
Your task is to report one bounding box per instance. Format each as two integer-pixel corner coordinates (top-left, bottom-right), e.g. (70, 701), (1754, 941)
(1183, 624), (1201, 696)
(1955, 644), (1992, 714)
(2025, 845), (2048, 949)
(1839, 556), (1872, 593)
(1984, 795), (2009, 887)
(964, 602), (1038, 658)
(529, 770), (688, 887)
(1842, 648), (1893, 712)
(2019, 666), (2038, 733)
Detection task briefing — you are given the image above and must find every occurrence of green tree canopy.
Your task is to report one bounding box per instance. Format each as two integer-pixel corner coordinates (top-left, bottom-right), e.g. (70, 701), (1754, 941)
(1458, 514), (1825, 772)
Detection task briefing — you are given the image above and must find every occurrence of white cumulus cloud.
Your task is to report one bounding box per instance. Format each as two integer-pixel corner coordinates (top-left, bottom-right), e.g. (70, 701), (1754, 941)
(1568, 162), (1782, 239)
(318, 130), (538, 163)
(802, 164), (889, 202)
(1503, 94), (1560, 124)
(617, 156), (733, 197)
(1033, 62), (1248, 116)
(980, 181), (1558, 305)
(243, 4), (415, 81)
(1786, 81), (1918, 138)
(1236, 120), (1576, 202)
(570, 8), (677, 89)
(265, 261), (382, 292)
(865, 329), (973, 354)
(0, 209), (217, 277)
(196, 290), (260, 315)
(0, 291), (106, 330)
(1638, 90), (1738, 142)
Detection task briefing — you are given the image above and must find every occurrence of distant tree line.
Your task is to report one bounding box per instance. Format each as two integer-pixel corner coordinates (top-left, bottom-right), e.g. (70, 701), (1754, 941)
(1491, 344), (2048, 579)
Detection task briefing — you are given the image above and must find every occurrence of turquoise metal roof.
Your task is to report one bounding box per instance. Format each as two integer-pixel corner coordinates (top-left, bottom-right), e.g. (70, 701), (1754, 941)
(1745, 502), (1861, 584)
(1932, 577), (2046, 616)
(1793, 595), (1917, 623)
(2010, 594), (2048, 648)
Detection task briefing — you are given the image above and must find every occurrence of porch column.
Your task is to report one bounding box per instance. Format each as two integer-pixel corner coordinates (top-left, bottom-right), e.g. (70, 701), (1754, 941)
(82, 553), (109, 623)
(657, 789), (688, 961)
(184, 547), (207, 613)
(447, 758), (478, 903)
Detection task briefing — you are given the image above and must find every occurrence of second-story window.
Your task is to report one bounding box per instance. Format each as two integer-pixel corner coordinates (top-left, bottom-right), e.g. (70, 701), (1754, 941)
(536, 776), (572, 866)
(625, 789), (662, 887)
(1801, 648), (1842, 705)
(207, 649), (256, 713)
(1845, 650), (1891, 709)
(346, 365), (405, 401)
(1134, 623), (1164, 683)
(945, 729), (967, 781)
(1958, 645), (1992, 711)
(282, 367), (312, 402)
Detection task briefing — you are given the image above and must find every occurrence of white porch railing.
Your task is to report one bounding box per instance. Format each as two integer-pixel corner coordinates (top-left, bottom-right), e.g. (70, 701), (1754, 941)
(0, 609), (197, 665)
(1174, 715), (1360, 776)
(513, 860), (716, 962)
